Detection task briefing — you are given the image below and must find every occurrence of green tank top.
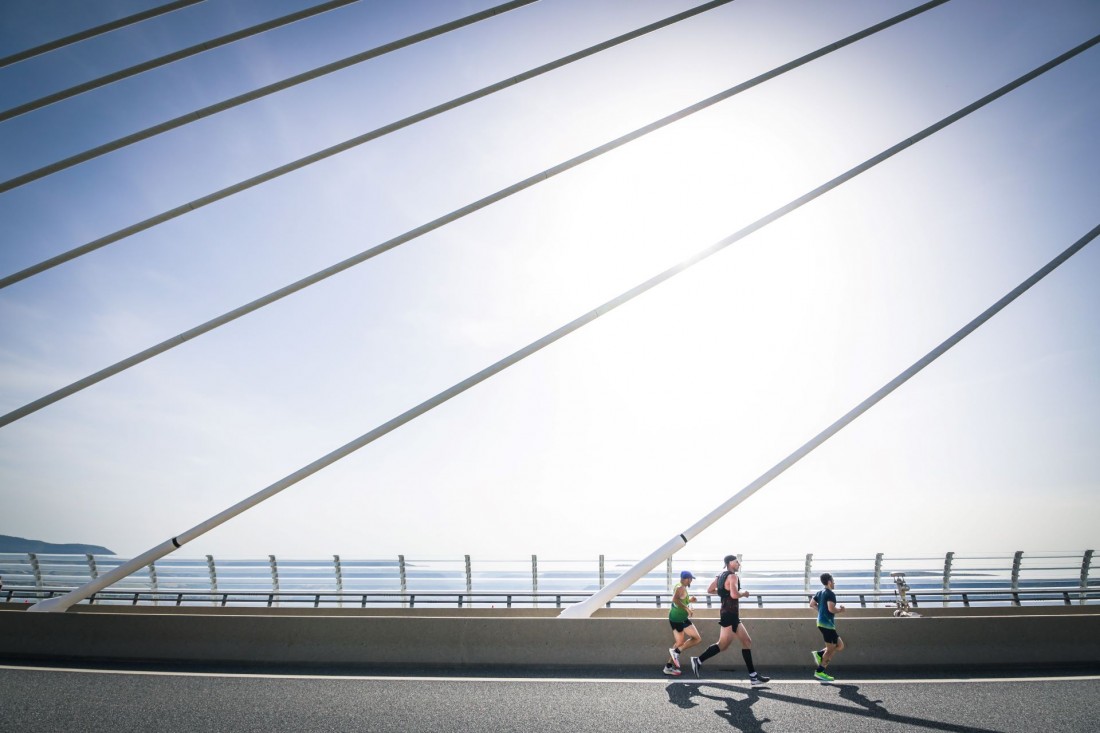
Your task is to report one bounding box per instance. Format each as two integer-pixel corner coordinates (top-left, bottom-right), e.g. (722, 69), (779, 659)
(669, 582), (691, 622)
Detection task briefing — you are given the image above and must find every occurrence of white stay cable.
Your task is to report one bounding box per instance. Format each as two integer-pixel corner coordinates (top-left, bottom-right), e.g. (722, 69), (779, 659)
(559, 223), (1100, 618)
(0, 0), (737, 285)
(25, 69), (1098, 611)
(0, 1), (962, 429)
(0, 0), (537, 193)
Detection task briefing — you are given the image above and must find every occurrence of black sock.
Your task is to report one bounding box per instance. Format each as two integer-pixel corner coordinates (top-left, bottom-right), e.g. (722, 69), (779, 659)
(742, 649), (756, 674)
(699, 644), (721, 663)
(816, 665), (825, 673)
(673, 648), (680, 654)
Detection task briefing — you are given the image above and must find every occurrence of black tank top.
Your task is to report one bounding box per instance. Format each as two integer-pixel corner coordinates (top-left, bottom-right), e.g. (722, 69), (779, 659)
(717, 570), (740, 614)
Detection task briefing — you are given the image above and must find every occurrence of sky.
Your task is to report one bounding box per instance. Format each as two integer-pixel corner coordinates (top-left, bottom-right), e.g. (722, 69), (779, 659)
(0, 0), (1097, 565)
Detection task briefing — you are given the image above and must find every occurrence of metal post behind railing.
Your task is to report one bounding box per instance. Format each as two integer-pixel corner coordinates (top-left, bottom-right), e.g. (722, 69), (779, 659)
(873, 553), (883, 601)
(464, 554), (472, 608)
(942, 551), (954, 607)
(85, 554), (99, 604)
(666, 557), (672, 595)
(86, 553), (99, 580)
(148, 563), (159, 606)
(206, 554), (217, 607)
(1081, 550), (1094, 605)
(599, 554), (605, 588)
(803, 553), (813, 593)
(269, 554), (280, 608)
(333, 554), (343, 607)
(399, 554), (407, 608)
(1011, 551), (1024, 591)
(27, 553), (42, 597)
(531, 555), (538, 609)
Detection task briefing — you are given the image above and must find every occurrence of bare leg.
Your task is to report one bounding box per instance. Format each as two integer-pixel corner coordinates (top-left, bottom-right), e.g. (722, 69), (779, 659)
(821, 637), (844, 667)
(680, 624), (703, 652)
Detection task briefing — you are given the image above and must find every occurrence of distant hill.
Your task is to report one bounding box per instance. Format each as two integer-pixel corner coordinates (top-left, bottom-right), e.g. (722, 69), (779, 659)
(0, 534), (114, 555)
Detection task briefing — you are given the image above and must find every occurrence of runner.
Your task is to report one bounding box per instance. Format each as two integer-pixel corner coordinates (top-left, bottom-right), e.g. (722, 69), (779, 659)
(664, 570), (701, 676)
(690, 554), (770, 685)
(810, 572), (846, 681)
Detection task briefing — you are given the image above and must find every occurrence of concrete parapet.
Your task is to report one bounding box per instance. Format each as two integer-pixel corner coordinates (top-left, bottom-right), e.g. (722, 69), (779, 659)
(1, 607), (1097, 670)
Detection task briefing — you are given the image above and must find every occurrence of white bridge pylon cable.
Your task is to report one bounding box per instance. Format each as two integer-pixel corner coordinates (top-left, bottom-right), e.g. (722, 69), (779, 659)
(0, 1), (960, 429)
(0, 0), (737, 284)
(29, 217), (1100, 615)
(0, 0), (361, 123)
(559, 222), (1100, 618)
(24, 65), (1099, 612)
(0, 0), (205, 69)
(0, 0), (539, 193)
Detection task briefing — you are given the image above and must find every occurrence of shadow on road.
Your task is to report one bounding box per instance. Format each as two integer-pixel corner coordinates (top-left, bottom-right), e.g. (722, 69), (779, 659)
(666, 681), (1003, 733)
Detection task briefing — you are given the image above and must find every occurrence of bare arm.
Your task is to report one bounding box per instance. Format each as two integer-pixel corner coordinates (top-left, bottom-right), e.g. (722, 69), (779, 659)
(827, 600), (845, 614)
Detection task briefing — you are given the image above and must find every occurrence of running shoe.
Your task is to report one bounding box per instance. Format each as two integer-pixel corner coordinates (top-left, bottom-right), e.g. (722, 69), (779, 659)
(690, 657), (702, 677)
(663, 665), (681, 677)
(669, 647), (681, 668)
(750, 674), (770, 686)
(814, 670), (834, 682)
(812, 650), (823, 666)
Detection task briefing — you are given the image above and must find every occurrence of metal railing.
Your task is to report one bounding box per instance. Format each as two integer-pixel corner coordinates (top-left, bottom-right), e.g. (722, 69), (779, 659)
(3, 585), (1097, 610)
(0, 550), (1093, 609)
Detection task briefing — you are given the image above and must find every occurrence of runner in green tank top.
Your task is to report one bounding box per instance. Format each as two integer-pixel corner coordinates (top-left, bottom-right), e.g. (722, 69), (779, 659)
(664, 571), (702, 676)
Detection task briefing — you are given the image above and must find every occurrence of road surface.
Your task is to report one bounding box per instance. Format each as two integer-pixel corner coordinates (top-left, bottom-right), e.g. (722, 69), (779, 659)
(1, 663), (1097, 732)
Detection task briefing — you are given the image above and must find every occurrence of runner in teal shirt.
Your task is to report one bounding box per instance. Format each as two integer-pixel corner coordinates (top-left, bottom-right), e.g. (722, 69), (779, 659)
(810, 572), (846, 681)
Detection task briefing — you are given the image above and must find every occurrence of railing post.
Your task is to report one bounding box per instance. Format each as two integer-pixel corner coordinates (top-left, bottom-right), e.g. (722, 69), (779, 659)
(803, 553), (813, 593)
(148, 563), (159, 606)
(873, 553), (883, 605)
(666, 557), (673, 596)
(531, 554), (538, 608)
(398, 554), (407, 608)
(598, 554), (605, 588)
(942, 552), (954, 607)
(333, 554), (343, 608)
(86, 554), (99, 604)
(1011, 550), (1024, 591)
(464, 554), (472, 608)
(206, 554), (218, 606)
(1081, 550), (1094, 605)
(269, 554), (280, 607)
(86, 553), (99, 580)
(27, 553), (43, 597)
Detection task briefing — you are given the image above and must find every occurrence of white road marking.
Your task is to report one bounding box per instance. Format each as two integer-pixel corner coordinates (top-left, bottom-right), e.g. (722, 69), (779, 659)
(0, 664), (1097, 685)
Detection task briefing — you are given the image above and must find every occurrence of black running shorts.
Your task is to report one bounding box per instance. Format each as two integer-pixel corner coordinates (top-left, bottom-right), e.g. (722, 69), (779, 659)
(719, 612), (741, 629)
(669, 619), (694, 632)
(818, 626), (840, 644)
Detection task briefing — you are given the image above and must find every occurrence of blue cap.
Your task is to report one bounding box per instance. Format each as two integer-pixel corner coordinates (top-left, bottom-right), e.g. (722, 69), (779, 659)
(680, 570), (695, 580)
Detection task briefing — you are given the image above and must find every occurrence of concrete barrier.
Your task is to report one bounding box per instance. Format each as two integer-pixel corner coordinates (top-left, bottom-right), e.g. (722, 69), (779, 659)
(1, 607), (1097, 671)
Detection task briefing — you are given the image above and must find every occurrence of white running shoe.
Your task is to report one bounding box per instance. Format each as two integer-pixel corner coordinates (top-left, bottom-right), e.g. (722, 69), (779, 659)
(669, 647), (681, 668)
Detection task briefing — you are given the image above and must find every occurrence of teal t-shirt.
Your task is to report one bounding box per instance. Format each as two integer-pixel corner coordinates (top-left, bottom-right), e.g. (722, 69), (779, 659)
(815, 588), (837, 629)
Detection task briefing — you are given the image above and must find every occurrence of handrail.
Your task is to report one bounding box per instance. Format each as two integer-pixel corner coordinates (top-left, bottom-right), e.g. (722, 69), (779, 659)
(3, 585), (1096, 609)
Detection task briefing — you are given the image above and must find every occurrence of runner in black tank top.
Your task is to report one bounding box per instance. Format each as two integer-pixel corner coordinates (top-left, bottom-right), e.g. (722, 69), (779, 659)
(690, 554), (770, 686)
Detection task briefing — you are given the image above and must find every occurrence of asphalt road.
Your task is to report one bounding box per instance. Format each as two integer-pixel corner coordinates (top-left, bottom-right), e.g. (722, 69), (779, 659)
(1, 664), (1097, 732)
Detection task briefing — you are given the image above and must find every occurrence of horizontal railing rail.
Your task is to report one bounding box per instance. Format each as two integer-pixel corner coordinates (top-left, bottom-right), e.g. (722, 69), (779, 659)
(3, 585), (1097, 609)
(1, 550), (1093, 609)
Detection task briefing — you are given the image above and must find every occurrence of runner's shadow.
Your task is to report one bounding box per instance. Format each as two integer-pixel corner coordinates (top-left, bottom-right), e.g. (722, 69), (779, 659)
(666, 684), (770, 733)
(837, 683), (887, 717)
(666, 682), (1003, 733)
